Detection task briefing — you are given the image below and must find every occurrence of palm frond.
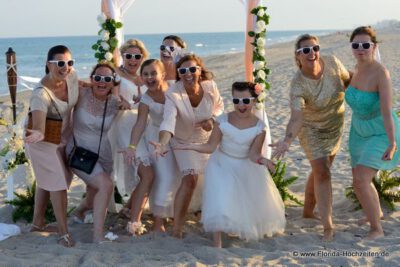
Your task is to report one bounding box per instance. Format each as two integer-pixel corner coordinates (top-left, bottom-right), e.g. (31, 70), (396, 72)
(272, 160), (303, 206)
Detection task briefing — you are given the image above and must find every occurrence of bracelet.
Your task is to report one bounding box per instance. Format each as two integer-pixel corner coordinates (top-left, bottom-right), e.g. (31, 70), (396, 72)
(256, 157), (264, 165)
(128, 144), (136, 149)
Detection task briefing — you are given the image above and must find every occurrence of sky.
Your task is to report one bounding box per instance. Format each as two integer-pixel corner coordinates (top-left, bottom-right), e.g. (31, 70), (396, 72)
(0, 0), (399, 38)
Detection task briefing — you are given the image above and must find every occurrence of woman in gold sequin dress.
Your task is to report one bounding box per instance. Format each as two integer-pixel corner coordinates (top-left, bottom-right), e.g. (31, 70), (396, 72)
(270, 34), (350, 241)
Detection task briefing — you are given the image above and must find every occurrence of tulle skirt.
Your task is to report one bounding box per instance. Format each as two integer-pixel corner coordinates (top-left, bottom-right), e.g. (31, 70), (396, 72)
(201, 150), (286, 241)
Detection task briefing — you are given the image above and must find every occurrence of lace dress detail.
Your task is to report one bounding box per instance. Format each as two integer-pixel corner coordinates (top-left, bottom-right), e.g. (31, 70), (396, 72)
(66, 89), (119, 181)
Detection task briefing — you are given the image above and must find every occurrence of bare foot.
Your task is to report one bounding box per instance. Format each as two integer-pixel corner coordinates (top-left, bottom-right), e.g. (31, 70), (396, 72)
(357, 215), (384, 226)
(153, 225), (166, 233)
(29, 224), (58, 233)
(58, 233), (75, 248)
(322, 228), (334, 242)
(303, 213), (321, 220)
(172, 229), (183, 239)
(366, 229), (384, 240)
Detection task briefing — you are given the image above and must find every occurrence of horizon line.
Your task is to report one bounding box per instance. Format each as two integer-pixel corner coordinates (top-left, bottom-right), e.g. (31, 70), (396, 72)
(0, 28), (343, 40)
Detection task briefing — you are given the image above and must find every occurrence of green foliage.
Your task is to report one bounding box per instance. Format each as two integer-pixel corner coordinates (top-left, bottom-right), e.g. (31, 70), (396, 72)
(92, 17), (123, 63)
(5, 181), (56, 223)
(345, 168), (400, 211)
(6, 149), (28, 171)
(272, 161), (303, 206)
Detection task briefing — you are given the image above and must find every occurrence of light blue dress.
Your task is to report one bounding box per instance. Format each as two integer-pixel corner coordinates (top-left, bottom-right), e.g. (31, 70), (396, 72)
(345, 86), (400, 170)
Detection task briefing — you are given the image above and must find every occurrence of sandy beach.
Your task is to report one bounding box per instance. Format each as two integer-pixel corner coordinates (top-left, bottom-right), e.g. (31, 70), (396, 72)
(0, 27), (400, 266)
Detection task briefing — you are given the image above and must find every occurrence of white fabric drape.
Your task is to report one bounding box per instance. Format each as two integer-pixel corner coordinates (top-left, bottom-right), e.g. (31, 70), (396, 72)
(101, 0), (137, 48)
(239, 0), (271, 159)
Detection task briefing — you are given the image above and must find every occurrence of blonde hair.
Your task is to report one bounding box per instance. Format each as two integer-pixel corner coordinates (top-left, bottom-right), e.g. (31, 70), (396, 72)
(120, 39), (149, 60)
(294, 34), (319, 69)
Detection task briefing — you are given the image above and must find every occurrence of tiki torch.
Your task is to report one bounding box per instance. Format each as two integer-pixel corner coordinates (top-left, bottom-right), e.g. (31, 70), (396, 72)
(6, 47), (17, 125)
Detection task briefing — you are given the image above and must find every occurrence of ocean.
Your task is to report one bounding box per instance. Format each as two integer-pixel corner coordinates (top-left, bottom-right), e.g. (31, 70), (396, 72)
(0, 30), (333, 95)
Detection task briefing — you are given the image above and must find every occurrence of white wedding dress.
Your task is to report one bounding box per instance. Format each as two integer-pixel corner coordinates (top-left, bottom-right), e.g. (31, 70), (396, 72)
(108, 77), (149, 196)
(201, 114), (286, 241)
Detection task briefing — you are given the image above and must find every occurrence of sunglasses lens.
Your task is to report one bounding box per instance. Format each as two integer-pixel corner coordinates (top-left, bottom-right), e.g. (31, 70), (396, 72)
(125, 54), (132, 59)
(232, 98), (240, 105)
(302, 47), (311, 54)
(351, 43), (359, 49)
(160, 45), (166, 51)
(243, 98), (251, 104)
(104, 77), (113, 83)
(170, 46), (175, 52)
(362, 43), (371, 49)
(94, 75), (101, 82)
(57, 61), (66, 67)
(189, 66), (197, 73)
(313, 45), (320, 52)
(178, 68), (186, 75)
(67, 60), (74, 67)
(134, 54), (142, 60)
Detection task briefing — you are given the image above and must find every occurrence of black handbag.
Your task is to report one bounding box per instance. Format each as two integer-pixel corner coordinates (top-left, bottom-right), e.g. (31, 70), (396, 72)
(68, 98), (108, 174)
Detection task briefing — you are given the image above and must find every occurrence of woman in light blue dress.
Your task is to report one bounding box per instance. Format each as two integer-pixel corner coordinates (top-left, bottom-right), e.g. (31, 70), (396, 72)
(345, 26), (400, 240)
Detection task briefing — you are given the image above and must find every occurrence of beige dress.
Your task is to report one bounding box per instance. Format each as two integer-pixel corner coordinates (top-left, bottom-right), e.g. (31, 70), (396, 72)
(290, 55), (350, 160)
(25, 72), (79, 191)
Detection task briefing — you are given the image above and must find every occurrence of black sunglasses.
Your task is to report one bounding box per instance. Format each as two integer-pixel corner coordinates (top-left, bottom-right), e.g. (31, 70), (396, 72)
(160, 45), (175, 52)
(48, 60), (75, 68)
(296, 45), (320, 54)
(92, 75), (114, 83)
(123, 53), (142, 60)
(177, 66), (199, 75)
(351, 42), (374, 50)
(232, 97), (254, 105)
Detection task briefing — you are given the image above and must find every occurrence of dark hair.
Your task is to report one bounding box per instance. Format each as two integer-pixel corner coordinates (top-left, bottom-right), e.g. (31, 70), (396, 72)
(163, 35), (186, 48)
(140, 59), (165, 75)
(350, 26), (378, 43)
(175, 54), (214, 81)
(90, 62), (120, 86)
(231, 82), (258, 98)
(45, 45), (71, 74)
(293, 34), (319, 69)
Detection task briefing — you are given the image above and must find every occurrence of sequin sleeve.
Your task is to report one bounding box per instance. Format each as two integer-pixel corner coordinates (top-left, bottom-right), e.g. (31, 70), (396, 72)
(289, 75), (306, 111)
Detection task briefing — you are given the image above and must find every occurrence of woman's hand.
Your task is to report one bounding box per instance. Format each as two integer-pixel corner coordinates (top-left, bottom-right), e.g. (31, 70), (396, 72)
(264, 159), (276, 174)
(258, 157), (276, 174)
(269, 140), (290, 159)
(118, 147), (136, 165)
(25, 129), (44, 143)
(382, 144), (397, 161)
(149, 141), (169, 160)
(118, 96), (131, 110)
(133, 93), (142, 104)
(195, 118), (214, 132)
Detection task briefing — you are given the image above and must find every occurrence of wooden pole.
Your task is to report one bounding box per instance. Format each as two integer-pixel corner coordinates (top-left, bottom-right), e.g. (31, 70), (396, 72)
(6, 47), (17, 125)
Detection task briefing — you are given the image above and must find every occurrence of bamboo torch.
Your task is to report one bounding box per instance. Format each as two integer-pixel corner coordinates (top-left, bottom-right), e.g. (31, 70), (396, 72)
(6, 47), (17, 124)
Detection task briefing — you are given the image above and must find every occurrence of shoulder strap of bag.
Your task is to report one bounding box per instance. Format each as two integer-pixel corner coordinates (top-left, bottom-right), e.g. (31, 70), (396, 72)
(72, 97), (108, 155)
(28, 86), (63, 121)
(40, 86), (63, 120)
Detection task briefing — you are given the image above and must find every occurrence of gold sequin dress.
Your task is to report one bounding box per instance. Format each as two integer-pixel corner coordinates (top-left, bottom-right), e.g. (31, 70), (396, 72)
(290, 55), (350, 160)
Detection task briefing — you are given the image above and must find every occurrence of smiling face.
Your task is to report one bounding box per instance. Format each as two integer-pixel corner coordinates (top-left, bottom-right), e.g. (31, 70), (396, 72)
(46, 52), (73, 81)
(351, 34), (375, 62)
(178, 59), (201, 88)
(122, 47), (143, 75)
(232, 89), (255, 117)
(141, 62), (165, 91)
(91, 66), (114, 99)
(160, 39), (179, 62)
(295, 38), (320, 70)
